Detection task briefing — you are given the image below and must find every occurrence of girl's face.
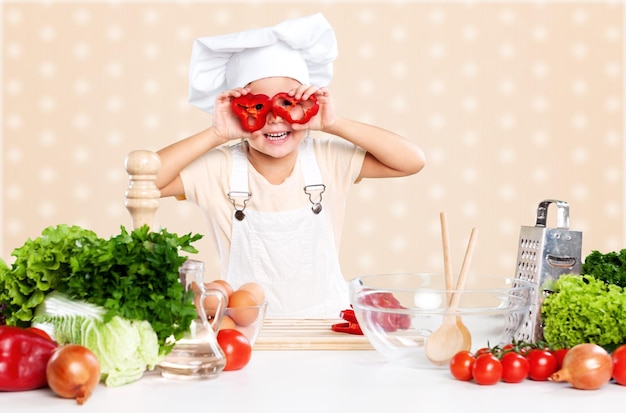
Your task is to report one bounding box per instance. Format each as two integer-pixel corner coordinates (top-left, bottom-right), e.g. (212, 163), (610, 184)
(245, 77), (307, 161)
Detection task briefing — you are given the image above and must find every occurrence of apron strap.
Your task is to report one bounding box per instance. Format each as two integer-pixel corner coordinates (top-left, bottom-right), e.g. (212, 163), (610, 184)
(300, 137), (323, 186)
(300, 137), (326, 214)
(228, 137), (326, 217)
(228, 143), (251, 221)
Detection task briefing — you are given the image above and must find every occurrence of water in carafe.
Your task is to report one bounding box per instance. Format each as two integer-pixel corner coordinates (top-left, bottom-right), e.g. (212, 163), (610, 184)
(157, 259), (227, 380)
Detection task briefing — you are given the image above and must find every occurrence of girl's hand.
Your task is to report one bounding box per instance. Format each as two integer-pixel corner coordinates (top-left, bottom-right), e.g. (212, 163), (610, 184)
(288, 86), (338, 132)
(211, 88), (253, 142)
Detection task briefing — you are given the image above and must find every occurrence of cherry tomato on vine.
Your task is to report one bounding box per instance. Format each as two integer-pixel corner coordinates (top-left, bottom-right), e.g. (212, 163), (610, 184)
(474, 347), (492, 357)
(500, 351), (529, 383)
(472, 353), (502, 385)
(500, 344), (515, 353)
(449, 351), (476, 381)
(611, 344), (626, 385)
(217, 329), (252, 371)
(526, 348), (557, 381)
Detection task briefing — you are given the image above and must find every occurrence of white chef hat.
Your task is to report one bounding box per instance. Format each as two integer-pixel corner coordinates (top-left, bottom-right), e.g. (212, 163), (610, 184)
(188, 13), (338, 114)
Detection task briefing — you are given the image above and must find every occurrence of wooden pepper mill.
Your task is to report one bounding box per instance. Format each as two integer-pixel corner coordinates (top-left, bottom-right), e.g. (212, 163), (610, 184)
(124, 150), (161, 230)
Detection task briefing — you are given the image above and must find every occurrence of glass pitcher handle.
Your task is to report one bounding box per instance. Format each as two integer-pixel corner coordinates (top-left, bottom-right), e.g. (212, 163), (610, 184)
(198, 289), (227, 330)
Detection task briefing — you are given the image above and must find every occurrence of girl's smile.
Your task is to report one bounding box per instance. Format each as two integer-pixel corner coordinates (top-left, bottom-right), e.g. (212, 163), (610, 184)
(264, 131), (291, 142)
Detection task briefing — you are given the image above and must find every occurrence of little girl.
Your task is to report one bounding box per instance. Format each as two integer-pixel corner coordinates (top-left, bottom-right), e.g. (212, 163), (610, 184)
(155, 13), (425, 318)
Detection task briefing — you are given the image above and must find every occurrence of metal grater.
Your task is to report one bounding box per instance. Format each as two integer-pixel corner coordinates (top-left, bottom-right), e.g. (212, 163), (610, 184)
(512, 199), (582, 342)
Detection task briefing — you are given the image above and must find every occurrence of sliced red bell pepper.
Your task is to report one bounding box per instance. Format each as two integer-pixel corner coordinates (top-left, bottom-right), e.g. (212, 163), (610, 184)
(360, 292), (411, 332)
(0, 325), (58, 391)
(271, 93), (319, 124)
(230, 93), (272, 132)
(331, 308), (363, 335)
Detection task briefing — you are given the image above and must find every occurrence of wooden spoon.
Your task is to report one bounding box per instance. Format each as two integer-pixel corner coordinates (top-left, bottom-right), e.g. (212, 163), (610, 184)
(425, 226), (479, 366)
(439, 212), (455, 305)
(439, 213), (472, 352)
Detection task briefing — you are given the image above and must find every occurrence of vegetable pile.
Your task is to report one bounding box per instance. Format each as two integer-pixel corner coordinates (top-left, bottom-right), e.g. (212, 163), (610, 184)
(449, 341), (624, 390)
(449, 248), (626, 391)
(0, 224), (202, 386)
(540, 248), (626, 352)
(0, 325), (101, 404)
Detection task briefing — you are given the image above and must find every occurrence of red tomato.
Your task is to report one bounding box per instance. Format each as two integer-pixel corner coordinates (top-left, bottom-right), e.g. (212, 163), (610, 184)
(474, 347), (492, 357)
(612, 344), (626, 385)
(552, 348), (569, 371)
(526, 349), (557, 381)
(26, 327), (54, 342)
(217, 329), (252, 371)
(500, 344), (515, 353)
(501, 352), (529, 383)
(472, 353), (502, 385)
(449, 351), (475, 381)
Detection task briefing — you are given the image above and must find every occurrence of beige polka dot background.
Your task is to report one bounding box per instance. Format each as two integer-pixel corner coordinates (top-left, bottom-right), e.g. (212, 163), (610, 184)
(1, 1), (623, 283)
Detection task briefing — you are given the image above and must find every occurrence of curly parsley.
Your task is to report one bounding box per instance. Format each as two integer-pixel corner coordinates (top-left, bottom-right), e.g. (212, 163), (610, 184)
(582, 249), (626, 288)
(0, 224), (202, 353)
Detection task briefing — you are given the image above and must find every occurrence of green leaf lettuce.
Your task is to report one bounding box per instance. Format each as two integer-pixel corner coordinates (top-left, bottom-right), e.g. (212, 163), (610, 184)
(541, 274), (626, 351)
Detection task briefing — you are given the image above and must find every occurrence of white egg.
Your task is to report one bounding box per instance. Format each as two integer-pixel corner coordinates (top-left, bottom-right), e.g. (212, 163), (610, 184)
(413, 289), (443, 309)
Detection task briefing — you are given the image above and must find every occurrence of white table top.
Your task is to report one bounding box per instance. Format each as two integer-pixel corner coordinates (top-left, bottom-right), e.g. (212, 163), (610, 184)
(4, 349), (625, 412)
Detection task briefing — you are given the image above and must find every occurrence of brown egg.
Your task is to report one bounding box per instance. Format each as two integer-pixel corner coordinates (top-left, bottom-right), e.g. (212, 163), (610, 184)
(213, 279), (234, 297)
(227, 289), (259, 327)
(202, 281), (229, 318)
(237, 282), (266, 305)
(217, 315), (237, 332)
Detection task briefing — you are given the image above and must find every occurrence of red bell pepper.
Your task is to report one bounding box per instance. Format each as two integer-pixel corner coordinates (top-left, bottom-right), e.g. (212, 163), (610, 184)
(271, 93), (319, 124)
(230, 93), (272, 132)
(360, 292), (411, 332)
(0, 325), (58, 391)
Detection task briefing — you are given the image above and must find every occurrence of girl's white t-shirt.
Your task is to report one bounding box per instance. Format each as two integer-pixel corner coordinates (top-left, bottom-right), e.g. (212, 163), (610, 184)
(179, 136), (366, 278)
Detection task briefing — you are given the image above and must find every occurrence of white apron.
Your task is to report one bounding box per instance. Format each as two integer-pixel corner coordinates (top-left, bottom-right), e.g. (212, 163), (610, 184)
(225, 139), (349, 318)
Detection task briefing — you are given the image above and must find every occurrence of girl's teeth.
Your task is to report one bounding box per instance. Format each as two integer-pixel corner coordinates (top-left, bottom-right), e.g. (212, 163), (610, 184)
(266, 132), (288, 141)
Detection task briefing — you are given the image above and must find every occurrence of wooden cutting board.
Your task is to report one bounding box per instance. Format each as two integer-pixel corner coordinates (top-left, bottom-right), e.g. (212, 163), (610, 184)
(253, 318), (373, 350)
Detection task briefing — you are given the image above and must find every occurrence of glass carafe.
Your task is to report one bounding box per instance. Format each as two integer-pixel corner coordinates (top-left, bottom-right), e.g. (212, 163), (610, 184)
(157, 259), (227, 380)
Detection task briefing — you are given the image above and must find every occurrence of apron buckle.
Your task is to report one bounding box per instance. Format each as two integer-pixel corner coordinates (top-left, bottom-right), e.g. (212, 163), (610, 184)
(304, 184), (326, 214)
(228, 191), (251, 221)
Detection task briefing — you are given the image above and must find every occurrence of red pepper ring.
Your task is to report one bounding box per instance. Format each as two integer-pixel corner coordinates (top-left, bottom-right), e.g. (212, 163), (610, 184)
(271, 93), (319, 124)
(230, 93), (272, 132)
(339, 308), (358, 324)
(331, 308), (364, 335)
(331, 321), (363, 335)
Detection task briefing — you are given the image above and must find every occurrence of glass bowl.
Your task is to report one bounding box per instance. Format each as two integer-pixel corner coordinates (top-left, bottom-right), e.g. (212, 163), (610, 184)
(349, 273), (536, 368)
(220, 302), (268, 346)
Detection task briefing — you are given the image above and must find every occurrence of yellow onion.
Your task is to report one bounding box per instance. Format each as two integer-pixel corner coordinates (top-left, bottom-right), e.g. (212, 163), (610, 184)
(549, 343), (613, 390)
(46, 344), (101, 404)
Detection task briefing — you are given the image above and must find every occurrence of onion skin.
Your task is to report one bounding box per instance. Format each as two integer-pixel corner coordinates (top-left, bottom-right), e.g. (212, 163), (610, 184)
(549, 343), (613, 390)
(46, 344), (101, 405)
